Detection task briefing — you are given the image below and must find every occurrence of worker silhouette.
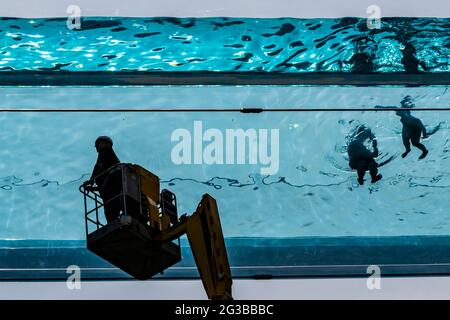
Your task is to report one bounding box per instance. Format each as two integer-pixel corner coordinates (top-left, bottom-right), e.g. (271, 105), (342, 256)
(84, 136), (147, 224)
(86, 136), (122, 223)
(395, 109), (428, 159)
(347, 126), (382, 185)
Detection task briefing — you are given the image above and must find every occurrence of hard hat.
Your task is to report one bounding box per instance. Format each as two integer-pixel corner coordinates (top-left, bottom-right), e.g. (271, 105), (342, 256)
(95, 136), (113, 146)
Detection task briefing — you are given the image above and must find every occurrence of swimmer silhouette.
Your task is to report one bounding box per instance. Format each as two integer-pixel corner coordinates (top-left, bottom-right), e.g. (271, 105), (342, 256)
(349, 34), (377, 73)
(348, 126), (382, 185)
(401, 42), (429, 73)
(395, 110), (428, 160)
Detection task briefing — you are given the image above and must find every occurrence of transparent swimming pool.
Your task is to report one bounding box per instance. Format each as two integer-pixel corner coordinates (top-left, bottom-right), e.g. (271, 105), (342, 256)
(0, 85), (448, 279)
(0, 16), (449, 280)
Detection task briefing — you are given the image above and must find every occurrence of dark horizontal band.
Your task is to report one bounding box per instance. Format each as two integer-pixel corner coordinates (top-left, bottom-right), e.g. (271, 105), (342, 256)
(3, 236), (450, 280)
(1, 71), (450, 86)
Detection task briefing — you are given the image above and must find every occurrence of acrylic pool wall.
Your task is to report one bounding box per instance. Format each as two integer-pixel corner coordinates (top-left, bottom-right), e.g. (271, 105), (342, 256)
(0, 16), (449, 279)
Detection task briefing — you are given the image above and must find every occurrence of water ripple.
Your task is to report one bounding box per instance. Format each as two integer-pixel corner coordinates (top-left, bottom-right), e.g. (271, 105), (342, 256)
(0, 17), (448, 72)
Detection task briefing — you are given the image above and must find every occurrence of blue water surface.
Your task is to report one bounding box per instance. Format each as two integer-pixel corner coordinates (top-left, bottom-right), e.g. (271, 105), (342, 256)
(0, 17), (449, 72)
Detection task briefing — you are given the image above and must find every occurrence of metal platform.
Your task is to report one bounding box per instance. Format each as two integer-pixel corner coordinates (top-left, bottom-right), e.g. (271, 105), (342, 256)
(87, 215), (181, 280)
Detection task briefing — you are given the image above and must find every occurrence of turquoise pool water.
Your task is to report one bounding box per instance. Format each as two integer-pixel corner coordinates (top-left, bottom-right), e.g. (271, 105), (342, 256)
(0, 17), (449, 72)
(0, 85), (448, 241)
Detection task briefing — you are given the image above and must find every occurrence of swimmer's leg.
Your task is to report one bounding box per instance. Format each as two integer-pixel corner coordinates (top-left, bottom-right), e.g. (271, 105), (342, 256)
(356, 162), (367, 185)
(349, 158), (357, 170)
(368, 160), (382, 183)
(402, 129), (411, 158)
(411, 131), (428, 160)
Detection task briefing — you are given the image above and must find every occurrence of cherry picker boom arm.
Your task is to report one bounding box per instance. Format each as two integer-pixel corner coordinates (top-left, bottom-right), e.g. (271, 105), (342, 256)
(158, 194), (233, 300)
(134, 164), (233, 299)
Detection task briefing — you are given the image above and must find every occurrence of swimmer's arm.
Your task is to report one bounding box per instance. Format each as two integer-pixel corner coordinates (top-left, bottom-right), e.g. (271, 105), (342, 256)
(372, 139), (379, 157)
(419, 121), (428, 138)
(419, 60), (429, 72)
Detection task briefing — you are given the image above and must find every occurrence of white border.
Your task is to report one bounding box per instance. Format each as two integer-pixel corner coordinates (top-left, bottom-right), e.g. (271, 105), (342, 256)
(0, 0), (449, 18)
(1, 277), (450, 300)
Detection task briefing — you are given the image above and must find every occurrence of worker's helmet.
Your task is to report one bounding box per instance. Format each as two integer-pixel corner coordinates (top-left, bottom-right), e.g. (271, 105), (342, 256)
(95, 136), (113, 147)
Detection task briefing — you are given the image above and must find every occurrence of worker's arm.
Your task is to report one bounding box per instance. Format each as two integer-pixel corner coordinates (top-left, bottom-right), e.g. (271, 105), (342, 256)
(83, 162), (102, 190)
